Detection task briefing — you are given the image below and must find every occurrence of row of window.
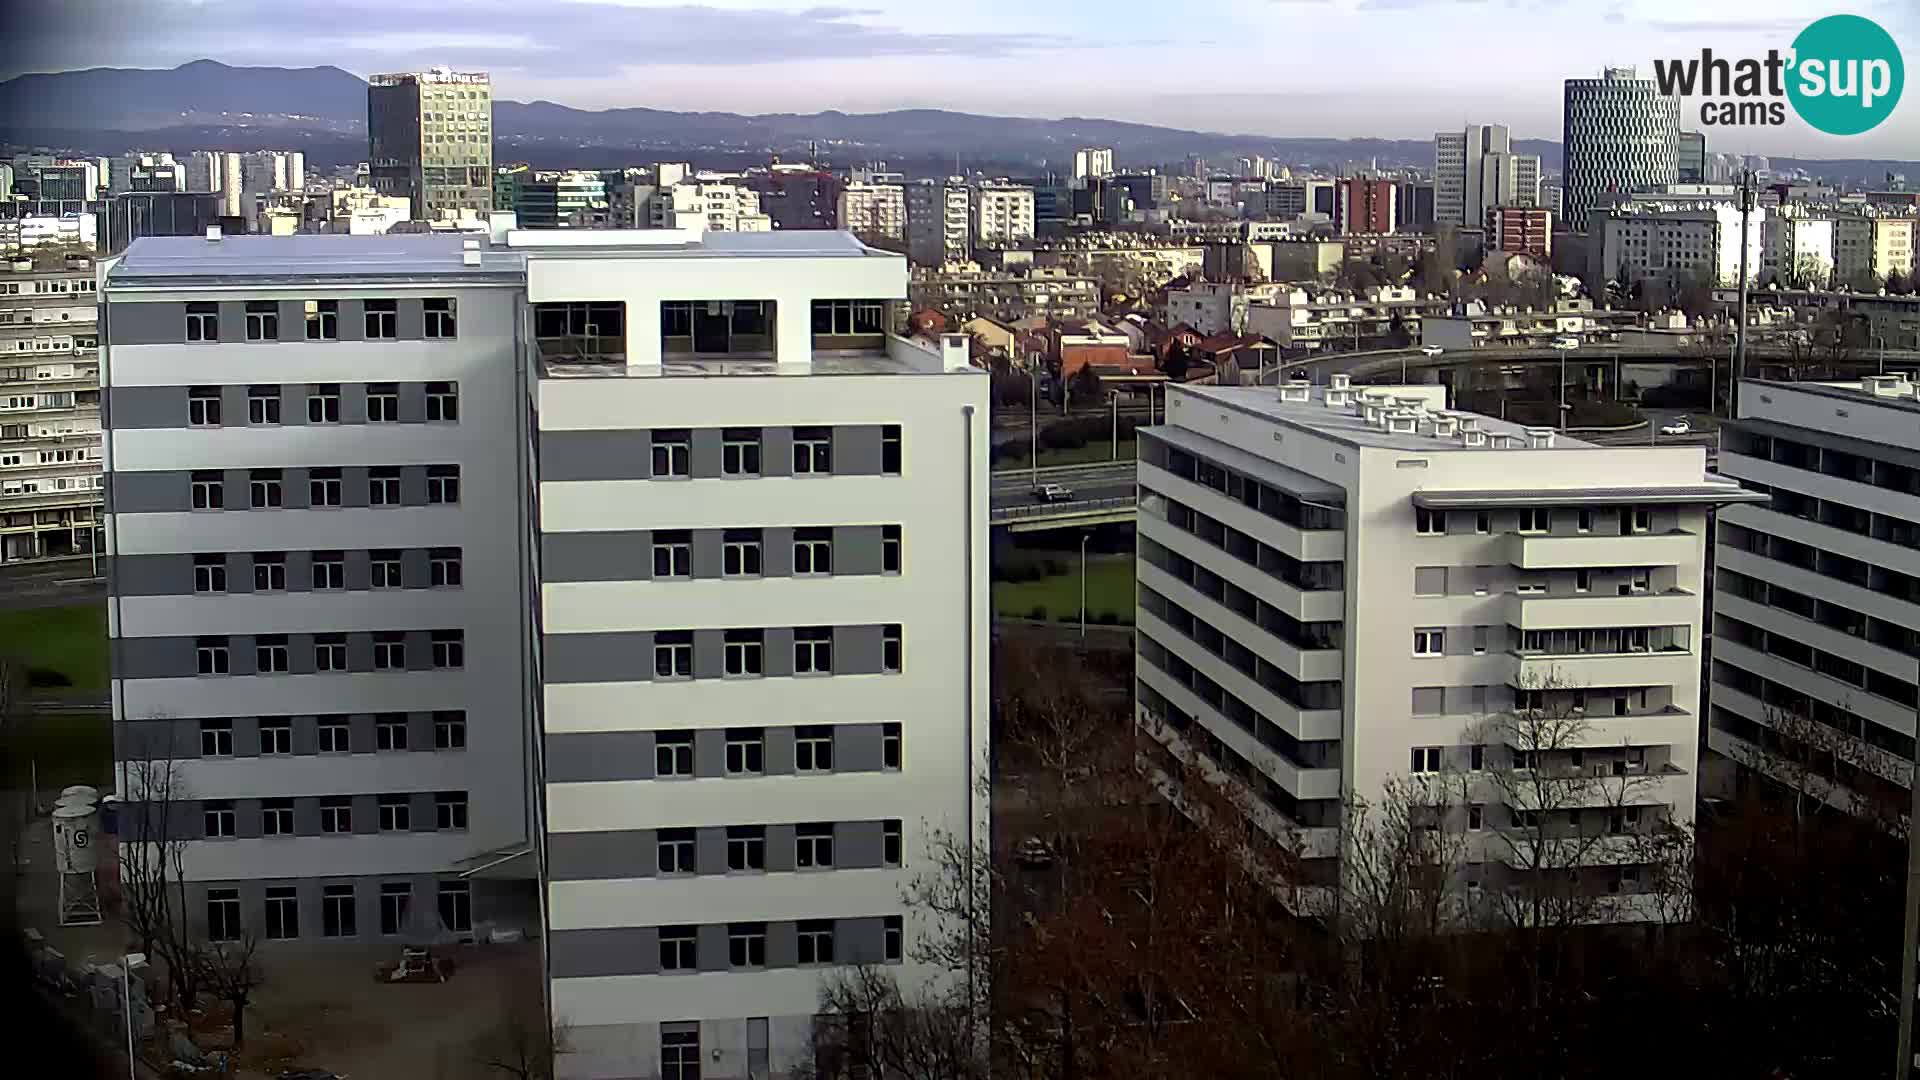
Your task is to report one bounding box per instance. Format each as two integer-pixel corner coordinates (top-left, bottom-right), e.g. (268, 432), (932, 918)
(193, 548), (461, 593)
(649, 527), (899, 579)
(1136, 626), (1341, 772)
(1414, 505), (1657, 537)
(189, 466), (460, 509)
(2, 474), (101, 496)
(647, 625), (901, 680)
(1139, 536), (1343, 652)
(0, 389), (93, 411)
(1143, 436), (1348, 531)
(646, 425), (901, 478)
(194, 631), (464, 675)
(198, 712), (466, 755)
(1146, 487), (1344, 592)
(205, 879), (471, 943)
(650, 724), (903, 778)
(1138, 594), (1343, 713)
(1409, 625), (1666, 658)
(648, 820), (903, 875)
(202, 791), (468, 838)
(185, 299), (456, 343)
(651, 916), (903, 975)
(187, 382), (459, 426)
(1406, 743), (1651, 781)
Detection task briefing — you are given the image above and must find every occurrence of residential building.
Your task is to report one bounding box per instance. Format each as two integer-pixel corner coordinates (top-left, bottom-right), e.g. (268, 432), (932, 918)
(1832, 215), (1915, 287)
(0, 252), (102, 563)
(1243, 285), (1443, 350)
(184, 151), (219, 195)
(1711, 376), (1920, 816)
(1164, 280), (1261, 337)
(744, 165), (839, 231)
(1434, 125), (1541, 231)
(1563, 67), (1680, 234)
(1335, 178), (1397, 236)
(650, 181), (771, 233)
(368, 68), (495, 219)
(905, 179), (970, 268)
(1592, 200), (1764, 288)
(1762, 212), (1835, 288)
(910, 266), (1100, 323)
(514, 172), (609, 229)
(1137, 378), (1758, 917)
(971, 184), (1036, 249)
(1074, 147), (1115, 180)
(1263, 184), (1308, 219)
(220, 154), (244, 219)
(319, 188), (413, 236)
(1489, 206), (1553, 261)
(837, 182), (907, 245)
(97, 193), (229, 255)
(1678, 131), (1706, 184)
(0, 213), (98, 254)
(1050, 319), (1131, 378)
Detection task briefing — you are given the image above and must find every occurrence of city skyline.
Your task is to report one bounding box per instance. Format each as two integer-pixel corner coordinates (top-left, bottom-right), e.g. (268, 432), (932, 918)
(9, 0), (1917, 159)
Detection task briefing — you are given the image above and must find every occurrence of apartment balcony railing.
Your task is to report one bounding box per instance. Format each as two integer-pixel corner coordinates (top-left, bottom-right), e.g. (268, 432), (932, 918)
(1506, 530), (1698, 570)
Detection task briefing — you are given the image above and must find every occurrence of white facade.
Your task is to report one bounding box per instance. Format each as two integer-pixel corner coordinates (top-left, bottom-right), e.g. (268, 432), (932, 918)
(1562, 67), (1680, 234)
(1074, 146), (1115, 180)
(1435, 124), (1542, 231)
(971, 184), (1036, 248)
(905, 179), (970, 268)
(651, 181), (771, 233)
(835, 182), (907, 244)
(1712, 377), (1920, 816)
(0, 255), (103, 563)
(220, 153), (244, 218)
(1594, 202), (1764, 287)
(1762, 212), (1835, 288)
(1139, 379), (1755, 917)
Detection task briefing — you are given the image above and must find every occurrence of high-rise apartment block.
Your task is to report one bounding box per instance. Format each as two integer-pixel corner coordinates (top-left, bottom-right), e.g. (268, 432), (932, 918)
(1563, 67), (1679, 234)
(1489, 206), (1553, 260)
(101, 228), (989, 1079)
(1678, 131), (1706, 184)
(1592, 199), (1764, 288)
(1434, 124), (1541, 232)
(368, 68), (494, 220)
(905, 179), (970, 268)
(1, 252), (102, 563)
(1136, 378), (1757, 918)
(648, 180), (771, 232)
(970, 183), (1036, 249)
(1335, 177), (1397, 235)
(837, 182), (907, 244)
(1074, 146), (1115, 180)
(1711, 376), (1920, 817)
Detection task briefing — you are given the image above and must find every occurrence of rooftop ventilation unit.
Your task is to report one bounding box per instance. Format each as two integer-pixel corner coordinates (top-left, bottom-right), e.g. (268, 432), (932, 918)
(1329, 373), (1352, 391)
(462, 249), (481, 266)
(1386, 410), (1419, 434)
(1489, 432), (1521, 449)
(1432, 416), (1459, 437)
(1525, 427), (1555, 449)
(1325, 388), (1352, 409)
(1395, 394), (1428, 417)
(1460, 428), (1487, 447)
(1864, 374), (1909, 397)
(1279, 379), (1312, 403)
(205, 225), (222, 243)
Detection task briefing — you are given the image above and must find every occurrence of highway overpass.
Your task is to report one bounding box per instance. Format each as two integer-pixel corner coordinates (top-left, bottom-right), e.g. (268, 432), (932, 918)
(990, 462), (1137, 531)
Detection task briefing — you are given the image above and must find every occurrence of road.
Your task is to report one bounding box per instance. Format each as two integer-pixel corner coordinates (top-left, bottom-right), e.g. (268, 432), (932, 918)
(990, 462), (1136, 510)
(0, 560), (105, 611)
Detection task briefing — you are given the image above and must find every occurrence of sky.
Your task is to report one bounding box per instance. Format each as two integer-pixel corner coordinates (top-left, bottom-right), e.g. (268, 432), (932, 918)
(10, 0), (1920, 158)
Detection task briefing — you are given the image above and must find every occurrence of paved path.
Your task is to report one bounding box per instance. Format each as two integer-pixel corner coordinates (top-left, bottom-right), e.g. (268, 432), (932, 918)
(0, 560), (105, 611)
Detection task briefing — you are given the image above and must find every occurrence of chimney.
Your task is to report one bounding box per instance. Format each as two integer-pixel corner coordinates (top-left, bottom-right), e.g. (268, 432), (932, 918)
(205, 224), (222, 242)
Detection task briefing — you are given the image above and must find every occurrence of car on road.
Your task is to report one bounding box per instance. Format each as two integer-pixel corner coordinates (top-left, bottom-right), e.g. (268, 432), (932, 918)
(1419, 344), (1444, 357)
(1033, 483), (1075, 503)
(1659, 417), (1693, 436)
(1550, 335), (1581, 350)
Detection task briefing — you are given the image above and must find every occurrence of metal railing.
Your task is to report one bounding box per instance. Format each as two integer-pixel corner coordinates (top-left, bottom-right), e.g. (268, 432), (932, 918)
(991, 494), (1135, 521)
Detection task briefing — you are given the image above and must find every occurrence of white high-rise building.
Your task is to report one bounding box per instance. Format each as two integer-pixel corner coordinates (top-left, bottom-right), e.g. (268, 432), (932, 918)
(185, 151), (219, 193)
(1762, 211), (1836, 288)
(1562, 67), (1680, 234)
(1137, 377), (1758, 920)
(836, 182), (907, 244)
(905, 179), (970, 268)
(219, 153), (244, 218)
(1592, 200), (1766, 288)
(649, 180), (770, 232)
(1074, 146), (1115, 180)
(1434, 124), (1542, 231)
(970, 183), (1035, 248)
(0, 252), (102, 564)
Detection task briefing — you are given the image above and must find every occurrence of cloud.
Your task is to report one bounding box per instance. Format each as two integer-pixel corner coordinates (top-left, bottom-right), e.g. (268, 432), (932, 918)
(1643, 17), (1808, 33)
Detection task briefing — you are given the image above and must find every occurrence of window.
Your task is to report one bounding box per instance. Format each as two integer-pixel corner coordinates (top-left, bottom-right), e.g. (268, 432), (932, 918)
(424, 297), (457, 338)
(725, 728), (764, 775)
(654, 630), (693, 680)
(1468, 805), (1484, 831)
(1475, 511), (1490, 534)
(248, 469), (283, 509)
(318, 716), (350, 753)
(306, 467), (343, 507)
(1577, 509), (1594, 533)
(260, 718), (292, 755)
(255, 634), (290, 673)
(652, 530), (692, 578)
(185, 302), (218, 342)
(304, 299), (338, 340)
(206, 888), (241, 942)
(366, 383), (399, 422)
(1629, 508), (1653, 534)
(797, 919), (835, 964)
(1516, 580), (1546, 595)
(658, 926), (697, 971)
(882, 525), (901, 574)
(1413, 628), (1444, 656)
(1575, 569), (1592, 593)
(661, 1026), (700, 1080)
(796, 822), (835, 868)
(727, 825), (766, 871)
(729, 922), (767, 968)
(435, 711), (467, 750)
(724, 629), (763, 677)
(426, 465), (460, 504)
(882, 723), (901, 770)
(369, 466), (401, 505)
(193, 554), (227, 594)
(188, 386), (221, 426)
(371, 550), (402, 589)
(319, 796), (352, 833)
(432, 630), (465, 669)
(306, 384), (340, 423)
(429, 547), (462, 587)
(792, 528), (834, 575)
(1415, 507), (1445, 535)
(793, 426), (832, 473)
(722, 530), (762, 577)
(722, 428), (761, 476)
(884, 914), (904, 962)
(379, 883), (412, 935)
(796, 726), (834, 772)
(1469, 743), (1485, 771)
(313, 633), (347, 672)
(262, 799), (293, 836)
(1410, 746), (1442, 774)
(651, 429), (690, 477)
(795, 627), (833, 674)
(376, 713), (408, 751)
(435, 791), (468, 830)
(245, 300), (278, 341)
(191, 471), (224, 510)
(883, 624), (903, 673)
(884, 819), (903, 866)
(812, 299), (885, 335)
(373, 631), (406, 669)
(425, 381), (458, 421)
(244, 553), (286, 596)
(196, 636), (230, 675)
(656, 731), (694, 777)
(312, 551), (344, 590)
(882, 424), (902, 474)
(379, 794), (411, 831)
(203, 800), (236, 837)
(1518, 508), (1550, 534)
(658, 828), (695, 874)
(322, 884), (356, 937)
(438, 881), (472, 933)
(365, 299), (398, 338)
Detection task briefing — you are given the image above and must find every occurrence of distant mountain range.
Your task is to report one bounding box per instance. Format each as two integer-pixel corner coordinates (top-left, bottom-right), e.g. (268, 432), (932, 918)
(2, 60), (1915, 185)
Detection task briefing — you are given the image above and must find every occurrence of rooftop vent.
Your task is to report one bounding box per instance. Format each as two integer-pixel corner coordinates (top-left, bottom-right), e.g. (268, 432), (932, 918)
(1395, 394), (1428, 417)
(1489, 432), (1521, 449)
(1279, 379), (1311, 403)
(204, 225), (222, 243)
(1460, 428), (1487, 447)
(1864, 374), (1909, 397)
(1458, 416), (1481, 434)
(462, 249), (481, 266)
(1329, 372), (1352, 391)
(1386, 409), (1419, 434)
(462, 237), (481, 251)
(1525, 426), (1556, 449)
(1363, 402), (1385, 426)
(1325, 388), (1352, 409)
(1432, 416), (1459, 437)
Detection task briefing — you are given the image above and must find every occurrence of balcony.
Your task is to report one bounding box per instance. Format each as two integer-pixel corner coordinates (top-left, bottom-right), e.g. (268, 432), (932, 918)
(1506, 530), (1697, 570)
(1510, 646), (1695, 690)
(1505, 589), (1697, 631)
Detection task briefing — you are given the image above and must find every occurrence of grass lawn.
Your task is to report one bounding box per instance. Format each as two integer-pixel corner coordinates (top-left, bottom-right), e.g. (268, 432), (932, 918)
(994, 553), (1136, 624)
(1, 711), (113, 792)
(998, 439), (1138, 469)
(0, 602), (108, 692)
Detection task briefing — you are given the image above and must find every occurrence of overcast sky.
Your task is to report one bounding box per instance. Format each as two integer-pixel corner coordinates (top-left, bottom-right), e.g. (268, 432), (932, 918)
(11, 0), (1918, 157)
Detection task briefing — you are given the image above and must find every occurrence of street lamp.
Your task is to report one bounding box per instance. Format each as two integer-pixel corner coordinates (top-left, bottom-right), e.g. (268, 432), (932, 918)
(1078, 531), (1091, 644)
(122, 951), (145, 1080)
(1028, 364), (1039, 493)
(1550, 337), (1579, 430)
(1109, 390), (1120, 461)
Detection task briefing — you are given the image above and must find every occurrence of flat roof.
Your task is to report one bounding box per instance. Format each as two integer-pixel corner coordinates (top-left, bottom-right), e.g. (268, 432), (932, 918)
(1746, 377), (1920, 415)
(1182, 383), (1602, 453)
(108, 234), (524, 286)
(540, 351), (963, 379)
(508, 229), (890, 259)
(1143, 424), (1343, 502)
(1413, 485), (1766, 508)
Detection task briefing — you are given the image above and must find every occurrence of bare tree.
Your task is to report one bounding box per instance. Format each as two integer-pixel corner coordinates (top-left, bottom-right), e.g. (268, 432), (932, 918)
(201, 932), (265, 1050)
(805, 965), (985, 1080)
(462, 987), (570, 1080)
(1728, 700), (1913, 828)
(117, 717), (206, 1012)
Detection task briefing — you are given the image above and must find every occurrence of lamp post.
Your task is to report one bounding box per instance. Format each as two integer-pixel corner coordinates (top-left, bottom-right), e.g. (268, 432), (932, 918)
(1110, 390), (1120, 461)
(1028, 365), (1039, 492)
(1078, 531), (1091, 644)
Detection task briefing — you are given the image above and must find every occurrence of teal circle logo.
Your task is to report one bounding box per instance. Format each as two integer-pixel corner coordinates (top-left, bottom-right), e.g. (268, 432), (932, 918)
(1787, 15), (1904, 135)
